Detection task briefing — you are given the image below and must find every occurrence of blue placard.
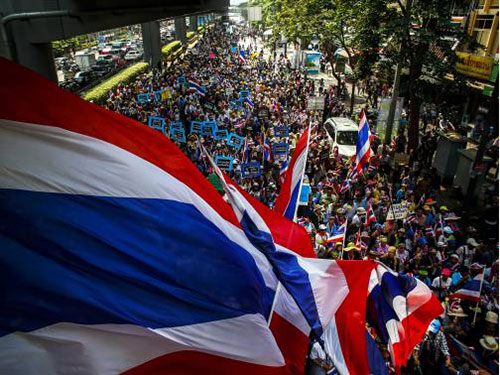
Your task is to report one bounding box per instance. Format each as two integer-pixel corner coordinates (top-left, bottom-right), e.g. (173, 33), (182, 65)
(227, 133), (245, 150)
(178, 76), (186, 85)
(170, 128), (186, 142)
(241, 163), (261, 178)
(299, 184), (311, 204)
(201, 121), (216, 136)
(170, 122), (184, 130)
(230, 47), (238, 54)
(214, 156), (233, 171)
(153, 90), (163, 102)
(272, 142), (289, 155)
(239, 91), (251, 100)
(214, 129), (229, 140)
(190, 121), (203, 134)
(230, 99), (243, 110)
(274, 126), (290, 138)
(137, 93), (151, 103)
(148, 116), (165, 131)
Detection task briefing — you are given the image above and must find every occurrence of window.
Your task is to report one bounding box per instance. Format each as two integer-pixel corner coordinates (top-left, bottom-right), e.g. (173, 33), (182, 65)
(474, 15), (494, 29)
(336, 131), (358, 146)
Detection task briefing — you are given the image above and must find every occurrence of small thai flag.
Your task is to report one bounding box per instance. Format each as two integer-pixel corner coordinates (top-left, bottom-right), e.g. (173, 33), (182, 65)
(235, 118), (246, 129)
(188, 80), (206, 96)
(448, 273), (484, 302)
(238, 50), (247, 64)
(366, 204), (376, 227)
(244, 97), (254, 109)
(327, 223), (346, 244)
(339, 177), (350, 194)
(264, 140), (271, 162)
(279, 160), (289, 184)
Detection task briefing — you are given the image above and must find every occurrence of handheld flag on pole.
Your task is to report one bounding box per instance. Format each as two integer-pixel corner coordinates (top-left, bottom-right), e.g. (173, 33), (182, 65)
(274, 125), (311, 221)
(188, 79), (207, 96)
(355, 109), (371, 174)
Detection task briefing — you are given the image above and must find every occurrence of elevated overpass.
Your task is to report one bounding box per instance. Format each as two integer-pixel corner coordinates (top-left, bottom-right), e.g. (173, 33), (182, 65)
(0, 0), (229, 82)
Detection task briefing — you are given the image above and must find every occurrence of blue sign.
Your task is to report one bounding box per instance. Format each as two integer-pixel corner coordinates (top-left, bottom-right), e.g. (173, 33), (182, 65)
(153, 90), (163, 102)
(148, 116), (165, 132)
(241, 163), (261, 178)
(239, 91), (251, 100)
(230, 47), (238, 54)
(227, 133), (245, 150)
(272, 142), (289, 155)
(201, 121), (216, 137)
(214, 129), (229, 140)
(137, 93), (151, 103)
(230, 100), (243, 110)
(190, 121), (203, 134)
(274, 126), (290, 138)
(178, 76), (187, 85)
(170, 128), (186, 142)
(299, 184), (311, 204)
(170, 122), (184, 130)
(214, 156), (234, 171)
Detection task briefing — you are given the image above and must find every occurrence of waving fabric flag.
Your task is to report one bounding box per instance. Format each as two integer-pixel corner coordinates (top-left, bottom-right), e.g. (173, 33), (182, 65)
(244, 96), (255, 109)
(366, 263), (444, 373)
(355, 110), (371, 174)
(448, 273), (484, 302)
(366, 204), (376, 227)
(327, 223), (346, 245)
(279, 160), (289, 184)
(188, 79), (206, 96)
(239, 50), (247, 64)
(0, 58), (287, 375)
(274, 126), (311, 220)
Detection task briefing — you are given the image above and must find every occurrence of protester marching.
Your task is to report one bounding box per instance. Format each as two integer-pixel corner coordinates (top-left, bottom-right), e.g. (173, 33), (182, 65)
(0, 18), (497, 375)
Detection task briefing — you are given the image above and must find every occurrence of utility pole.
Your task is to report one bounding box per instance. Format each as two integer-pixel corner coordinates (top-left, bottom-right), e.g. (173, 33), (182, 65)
(384, 61), (402, 143)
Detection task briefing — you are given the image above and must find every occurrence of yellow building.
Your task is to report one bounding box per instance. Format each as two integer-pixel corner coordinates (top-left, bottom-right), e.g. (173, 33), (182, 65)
(467, 0), (499, 57)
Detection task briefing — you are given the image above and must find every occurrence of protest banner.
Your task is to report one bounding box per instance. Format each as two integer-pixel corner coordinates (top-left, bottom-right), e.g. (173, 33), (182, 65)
(215, 156), (233, 171)
(274, 127), (289, 138)
(169, 122), (183, 130)
(386, 203), (410, 220)
(241, 163), (261, 178)
(214, 129), (229, 141)
(201, 121), (217, 137)
(190, 121), (203, 134)
(227, 133), (245, 149)
(148, 116), (165, 131)
(170, 128), (186, 143)
(137, 93), (151, 103)
(272, 142), (289, 155)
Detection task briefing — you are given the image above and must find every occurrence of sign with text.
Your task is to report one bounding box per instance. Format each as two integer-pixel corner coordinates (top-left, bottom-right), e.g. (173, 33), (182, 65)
(190, 121), (203, 134)
(274, 126), (289, 138)
(153, 90), (163, 102)
(299, 184), (311, 206)
(306, 96), (325, 111)
(272, 142), (289, 155)
(258, 107), (269, 119)
(214, 129), (229, 140)
(148, 116), (165, 131)
(241, 163), (261, 178)
(239, 91), (251, 100)
(201, 121), (217, 137)
(215, 156), (233, 171)
(227, 133), (245, 150)
(456, 52), (493, 81)
(170, 128), (186, 142)
(386, 203), (409, 221)
(137, 93), (151, 103)
(169, 122), (183, 130)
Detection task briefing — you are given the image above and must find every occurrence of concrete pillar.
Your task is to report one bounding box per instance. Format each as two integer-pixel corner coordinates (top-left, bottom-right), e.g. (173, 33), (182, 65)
(12, 39), (57, 82)
(175, 17), (187, 45)
(189, 16), (198, 32)
(141, 21), (162, 68)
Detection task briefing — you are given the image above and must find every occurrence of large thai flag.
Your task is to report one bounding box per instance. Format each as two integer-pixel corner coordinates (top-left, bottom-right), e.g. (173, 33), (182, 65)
(188, 79), (206, 96)
(365, 263), (444, 373)
(355, 110), (371, 174)
(274, 126), (311, 220)
(448, 273), (484, 302)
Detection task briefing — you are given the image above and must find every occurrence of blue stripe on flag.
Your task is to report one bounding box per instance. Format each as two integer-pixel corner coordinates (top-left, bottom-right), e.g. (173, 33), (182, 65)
(0, 189), (275, 336)
(284, 182), (301, 220)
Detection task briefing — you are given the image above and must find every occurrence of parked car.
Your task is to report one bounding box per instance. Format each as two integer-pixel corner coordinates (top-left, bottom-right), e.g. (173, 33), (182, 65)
(323, 117), (359, 157)
(73, 70), (97, 85)
(124, 50), (142, 61)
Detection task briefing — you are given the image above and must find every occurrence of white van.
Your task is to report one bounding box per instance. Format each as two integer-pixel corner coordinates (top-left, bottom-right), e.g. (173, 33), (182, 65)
(323, 117), (358, 157)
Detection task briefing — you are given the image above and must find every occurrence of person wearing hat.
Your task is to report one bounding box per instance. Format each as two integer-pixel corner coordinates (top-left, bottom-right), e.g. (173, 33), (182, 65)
(396, 243), (410, 272)
(315, 225), (329, 257)
(413, 319), (452, 375)
(381, 246), (399, 271)
(484, 311), (498, 336)
(451, 265), (471, 288)
(444, 253), (461, 273)
(376, 236), (389, 256)
(456, 237), (479, 268)
(443, 302), (470, 342)
(432, 268), (452, 301)
(342, 242), (357, 260)
(351, 206), (366, 226)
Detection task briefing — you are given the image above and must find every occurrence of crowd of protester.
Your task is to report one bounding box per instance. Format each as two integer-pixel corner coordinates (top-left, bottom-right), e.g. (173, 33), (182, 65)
(100, 20), (498, 375)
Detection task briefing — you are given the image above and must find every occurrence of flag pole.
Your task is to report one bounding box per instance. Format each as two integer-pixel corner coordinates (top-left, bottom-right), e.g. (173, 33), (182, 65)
(340, 224), (347, 260)
(292, 123), (312, 222)
(267, 282), (281, 326)
(472, 270), (485, 325)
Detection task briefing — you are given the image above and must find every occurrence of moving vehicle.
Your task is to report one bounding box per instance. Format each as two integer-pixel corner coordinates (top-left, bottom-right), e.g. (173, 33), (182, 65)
(323, 117), (358, 157)
(73, 70), (97, 85)
(75, 53), (96, 71)
(124, 50), (142, 61)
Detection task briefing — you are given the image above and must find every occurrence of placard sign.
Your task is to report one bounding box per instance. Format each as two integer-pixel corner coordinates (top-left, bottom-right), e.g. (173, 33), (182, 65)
(306, 96), (325, 111)
(241, 163), (261, 178)
(386, 203), (410, 221)
(299, 184), (311, 205)
(148, 116), (165, 131)
(137, 93), (151, 103)
(227, 133), (245, 150)
(274, 126), (289, 138)
(178, 76), (186, 85)
(230, 47), (238, 54)
(153, 90), (163, 102)
(239, 91), (251, 100)
(201, 121), (217, 137)
(272, 142), (289, 155)
(258, 107), (269, 119)
(230, 99), (243, 110)
(190, 121), (203, 134)
(214, 129), (229, 140)
(203, 102), (216, 112)
(215, 156), (233, 171)
(170, 128), (186, 142)
(170, 122), (183, 130)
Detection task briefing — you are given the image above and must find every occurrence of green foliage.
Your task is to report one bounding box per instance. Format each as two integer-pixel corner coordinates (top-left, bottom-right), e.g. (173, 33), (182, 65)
(83, 62), (149, 103)
(187, 32), (195, 39)
(162, 41), (182, 58)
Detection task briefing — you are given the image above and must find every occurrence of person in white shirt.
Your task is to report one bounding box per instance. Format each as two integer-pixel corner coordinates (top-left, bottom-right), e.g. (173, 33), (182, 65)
(456, 238), (479, 267)
(432, 268), (452, 300)
(315, 225), (329, 257)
